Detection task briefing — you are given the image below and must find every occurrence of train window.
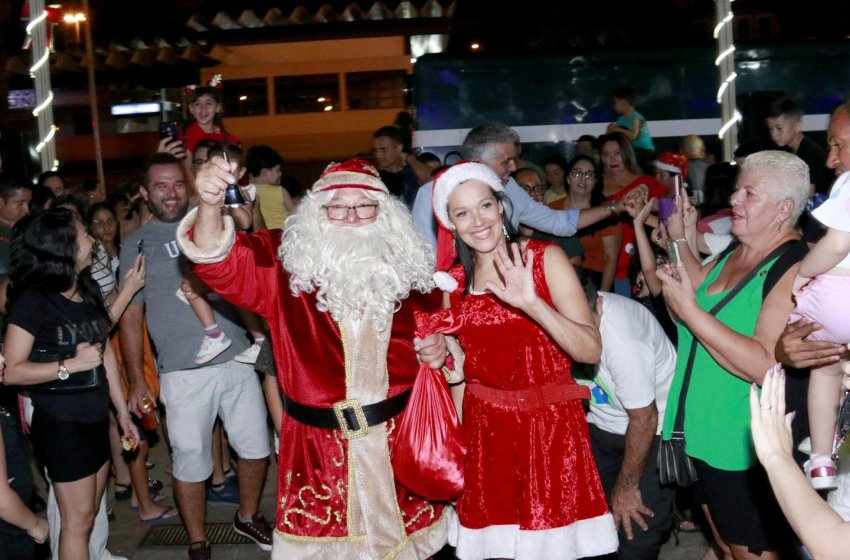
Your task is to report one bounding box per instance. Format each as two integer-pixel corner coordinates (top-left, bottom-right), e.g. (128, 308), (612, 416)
(220, 78), (268, 117)
(275, 74), (340, 114)
(345, 70), (407, 110)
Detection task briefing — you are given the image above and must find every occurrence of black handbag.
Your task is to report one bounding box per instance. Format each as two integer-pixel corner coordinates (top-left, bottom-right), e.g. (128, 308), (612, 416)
(27, 295), (107, 394)
(28, 346), (105, 394)
(658, 241), (795, 487)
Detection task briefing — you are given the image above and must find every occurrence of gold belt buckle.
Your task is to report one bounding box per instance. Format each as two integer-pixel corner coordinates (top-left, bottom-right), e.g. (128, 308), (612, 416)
(333, 399), (369, 439)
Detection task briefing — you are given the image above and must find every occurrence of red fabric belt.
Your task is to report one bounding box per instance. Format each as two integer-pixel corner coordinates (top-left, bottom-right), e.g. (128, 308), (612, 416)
(466, 380), (590, 411)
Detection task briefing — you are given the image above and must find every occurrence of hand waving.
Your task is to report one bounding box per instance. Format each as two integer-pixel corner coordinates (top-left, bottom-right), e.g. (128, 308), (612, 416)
(484, 243), (537, 310)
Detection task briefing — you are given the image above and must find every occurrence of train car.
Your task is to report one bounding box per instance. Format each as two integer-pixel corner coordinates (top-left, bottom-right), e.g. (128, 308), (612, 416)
(411, 40), (850, 163)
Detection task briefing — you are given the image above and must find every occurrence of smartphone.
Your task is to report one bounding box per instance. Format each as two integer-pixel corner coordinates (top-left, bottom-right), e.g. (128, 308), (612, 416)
(666, 239), (682, 281)
(137, 238), (144, 255)
(159, 121), (179, 143)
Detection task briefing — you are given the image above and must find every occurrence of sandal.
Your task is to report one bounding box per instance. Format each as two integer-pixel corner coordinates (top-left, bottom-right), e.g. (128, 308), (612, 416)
(114, 482), (132, 502)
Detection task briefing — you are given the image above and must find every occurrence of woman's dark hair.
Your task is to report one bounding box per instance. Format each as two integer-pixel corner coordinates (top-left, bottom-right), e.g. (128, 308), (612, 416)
(8, 208), (107, 318)
(543, 153), (570, 174)
(453, 191), (522, 293)
(566, 153), (605, 207)
(86, 202), (121, 248)
(50, 193), (87, 218)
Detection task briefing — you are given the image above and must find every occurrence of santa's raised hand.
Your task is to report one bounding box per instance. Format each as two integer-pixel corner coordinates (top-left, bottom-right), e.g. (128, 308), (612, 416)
(485, 242), (537, 310)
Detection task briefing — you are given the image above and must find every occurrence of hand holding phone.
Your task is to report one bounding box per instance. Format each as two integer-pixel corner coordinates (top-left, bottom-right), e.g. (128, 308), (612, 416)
(666, 239), (682, 281)
(159, 121), (179, 144)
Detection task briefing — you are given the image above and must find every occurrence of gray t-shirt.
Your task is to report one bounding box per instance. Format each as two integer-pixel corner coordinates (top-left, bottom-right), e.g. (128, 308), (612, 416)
(120, 218), (250, 374)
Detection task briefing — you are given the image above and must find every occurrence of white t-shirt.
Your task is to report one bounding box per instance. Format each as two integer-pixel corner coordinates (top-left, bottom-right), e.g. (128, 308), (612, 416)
(812, 171), (850, 269)
(585, 292), (677, 436)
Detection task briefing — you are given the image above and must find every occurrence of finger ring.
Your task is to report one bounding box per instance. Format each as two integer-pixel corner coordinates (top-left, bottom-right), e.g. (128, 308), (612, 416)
(760, 404), (772, 411)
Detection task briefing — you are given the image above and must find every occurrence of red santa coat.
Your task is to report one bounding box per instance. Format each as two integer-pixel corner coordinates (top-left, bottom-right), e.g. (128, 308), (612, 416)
(179, 216), (450, 559)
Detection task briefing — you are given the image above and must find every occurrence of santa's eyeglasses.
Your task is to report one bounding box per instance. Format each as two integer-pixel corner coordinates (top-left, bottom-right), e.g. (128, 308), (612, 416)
(323, 204), (379, 220)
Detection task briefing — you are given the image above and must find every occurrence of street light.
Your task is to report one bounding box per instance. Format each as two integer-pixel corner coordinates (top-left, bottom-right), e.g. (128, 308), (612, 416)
(62, 11), (86, 44)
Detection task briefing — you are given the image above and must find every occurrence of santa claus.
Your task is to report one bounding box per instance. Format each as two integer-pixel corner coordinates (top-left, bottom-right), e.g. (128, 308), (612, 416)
(177, 158), (452, 559)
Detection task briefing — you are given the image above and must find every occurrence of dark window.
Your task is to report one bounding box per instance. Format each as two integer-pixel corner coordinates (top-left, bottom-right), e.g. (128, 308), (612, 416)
(345, 70), (407, 110)
(274, 75), (340, 114)
(220, 78), (268, 117)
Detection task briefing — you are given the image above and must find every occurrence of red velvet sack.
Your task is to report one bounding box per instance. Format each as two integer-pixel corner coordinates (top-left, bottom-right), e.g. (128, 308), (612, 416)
(391, 310), (465, 501)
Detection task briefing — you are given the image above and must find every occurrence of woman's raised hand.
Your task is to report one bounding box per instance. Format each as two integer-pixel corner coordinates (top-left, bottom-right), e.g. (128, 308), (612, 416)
(750, 364), (794, 468)
(633, 196), (656, 227)
(485, 243), (537, 309)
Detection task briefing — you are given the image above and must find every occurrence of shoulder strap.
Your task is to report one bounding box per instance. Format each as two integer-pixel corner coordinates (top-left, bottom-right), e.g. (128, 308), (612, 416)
(672, 240), (795, 433)
(763, 239), (808, 301)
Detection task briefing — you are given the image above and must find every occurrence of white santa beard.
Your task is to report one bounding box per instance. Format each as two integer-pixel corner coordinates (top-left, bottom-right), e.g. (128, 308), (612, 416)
(280, 193), (434, 333)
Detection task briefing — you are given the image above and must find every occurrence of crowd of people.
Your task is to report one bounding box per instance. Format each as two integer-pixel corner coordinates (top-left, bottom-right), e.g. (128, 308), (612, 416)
(0, 82), (850, 560)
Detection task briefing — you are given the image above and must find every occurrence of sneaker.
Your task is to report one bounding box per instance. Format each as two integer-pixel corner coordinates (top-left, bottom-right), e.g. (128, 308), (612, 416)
(233, 342), (261, 364)
(207, 477), (240, 504)
(194, 334), (232, 365)
(187, 541), (211, 560)
(805, 456), (837, 490)
(233, 511), (273, 551)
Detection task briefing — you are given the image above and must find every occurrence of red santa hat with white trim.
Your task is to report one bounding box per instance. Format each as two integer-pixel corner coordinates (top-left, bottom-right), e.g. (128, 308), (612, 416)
(654, 152), (689, 182)
(311, 159), (389, 193)
(431, 161), (504, 291)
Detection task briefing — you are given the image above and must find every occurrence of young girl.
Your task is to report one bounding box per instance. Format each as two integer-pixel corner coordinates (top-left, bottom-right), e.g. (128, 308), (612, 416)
(180, 75), (241, 158)
(791, 170), (850, 490)
(431, 161), (617, 559)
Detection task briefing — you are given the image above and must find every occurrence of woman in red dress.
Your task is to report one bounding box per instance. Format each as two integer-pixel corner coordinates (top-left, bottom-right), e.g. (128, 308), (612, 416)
(599, 132), (667, 297)
(431, 162), (618, 560)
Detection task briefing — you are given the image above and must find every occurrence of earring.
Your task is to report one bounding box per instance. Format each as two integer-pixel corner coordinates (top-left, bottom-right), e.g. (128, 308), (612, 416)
(502, 222), (510, 241)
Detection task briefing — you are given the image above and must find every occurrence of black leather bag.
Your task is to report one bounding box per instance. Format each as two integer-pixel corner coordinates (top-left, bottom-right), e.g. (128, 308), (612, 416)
(658, 432), (698, 487)
(28, 347), (104, 394)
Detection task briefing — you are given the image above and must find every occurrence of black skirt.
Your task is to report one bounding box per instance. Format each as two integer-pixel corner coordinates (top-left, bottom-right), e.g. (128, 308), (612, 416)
(30, 406), (109, 483)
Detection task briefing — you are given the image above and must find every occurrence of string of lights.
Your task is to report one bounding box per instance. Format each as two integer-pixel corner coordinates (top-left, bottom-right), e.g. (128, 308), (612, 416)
(25, 0), (59, 171)
(713, 0), (741, 161)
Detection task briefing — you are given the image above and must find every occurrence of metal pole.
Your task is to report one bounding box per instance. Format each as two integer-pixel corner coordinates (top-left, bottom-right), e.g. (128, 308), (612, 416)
(82, 0), (105, 190)
(715, 0), (739, 161)
(27, 0), (57, 171)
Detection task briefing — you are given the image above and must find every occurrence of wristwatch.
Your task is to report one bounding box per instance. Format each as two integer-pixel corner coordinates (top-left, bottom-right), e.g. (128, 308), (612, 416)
(608, 199), (618, 217)
(57, 360), (70, 381)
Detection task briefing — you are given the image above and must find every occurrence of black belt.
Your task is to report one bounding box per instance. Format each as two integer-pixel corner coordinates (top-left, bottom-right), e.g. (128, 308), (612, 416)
(281, 389), (411, 439)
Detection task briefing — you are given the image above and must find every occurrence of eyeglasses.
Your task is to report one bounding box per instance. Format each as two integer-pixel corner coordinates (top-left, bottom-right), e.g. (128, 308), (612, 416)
(521, 184), (547, 195)
(323, 204), (379, 221)
(569, 169), (596, 180)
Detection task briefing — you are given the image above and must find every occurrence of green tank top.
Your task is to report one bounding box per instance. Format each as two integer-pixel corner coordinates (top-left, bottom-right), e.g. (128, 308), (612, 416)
(662, 250), (781, 471)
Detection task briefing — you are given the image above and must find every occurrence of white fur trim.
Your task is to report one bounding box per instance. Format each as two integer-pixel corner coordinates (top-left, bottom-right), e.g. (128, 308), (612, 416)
(654, 160), (682, 175)
(433, 271), (459, 293)
(176, 206), (236, 264)
(311, 170), (388, 193)
(432, 162), (504, 229)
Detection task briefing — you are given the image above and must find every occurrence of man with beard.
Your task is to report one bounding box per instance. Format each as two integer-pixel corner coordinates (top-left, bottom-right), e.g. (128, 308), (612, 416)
(176, 158), (452, 559)
(118, 153), (273, 560)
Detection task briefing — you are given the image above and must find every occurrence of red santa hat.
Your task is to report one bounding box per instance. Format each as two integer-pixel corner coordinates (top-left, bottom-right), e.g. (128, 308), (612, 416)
(654, 152), (689, 182)
(311, 159), (389, 194)
(431, 161), (504, 291)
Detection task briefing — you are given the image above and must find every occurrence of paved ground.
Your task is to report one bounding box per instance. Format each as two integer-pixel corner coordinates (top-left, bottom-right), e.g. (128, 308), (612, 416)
(90, 431), (710, 560)
(98, 437), (710, 559)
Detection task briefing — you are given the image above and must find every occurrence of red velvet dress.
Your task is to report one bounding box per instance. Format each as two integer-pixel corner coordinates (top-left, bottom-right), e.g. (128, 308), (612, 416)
(445, 240), (617, 559)
(190, 227), (450, 560)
